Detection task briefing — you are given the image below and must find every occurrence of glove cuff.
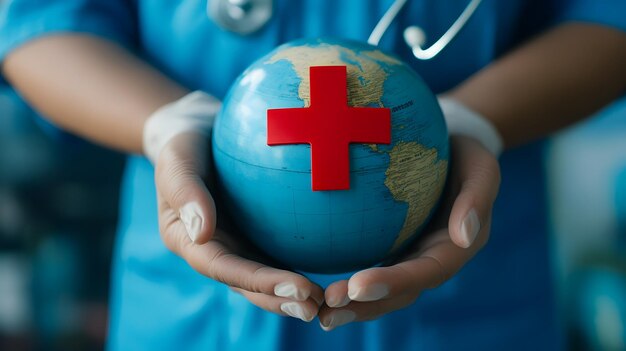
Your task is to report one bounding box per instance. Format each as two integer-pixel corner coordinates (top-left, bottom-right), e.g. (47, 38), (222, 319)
(142, 91), (221, 164)
(438, 97), (503, 157)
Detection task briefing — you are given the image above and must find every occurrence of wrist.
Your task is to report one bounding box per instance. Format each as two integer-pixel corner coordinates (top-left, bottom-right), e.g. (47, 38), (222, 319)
(437, 96), (503, 157)
(142, 91), (221, 164)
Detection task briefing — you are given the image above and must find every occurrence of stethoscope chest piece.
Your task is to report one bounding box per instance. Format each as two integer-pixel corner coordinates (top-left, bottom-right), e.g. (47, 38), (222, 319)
(208, 0), (273, 35)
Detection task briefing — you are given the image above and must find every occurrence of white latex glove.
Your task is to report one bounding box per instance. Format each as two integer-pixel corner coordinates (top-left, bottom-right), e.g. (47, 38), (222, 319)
(143, 91), (324, 322)
(319, 98), (503, 331)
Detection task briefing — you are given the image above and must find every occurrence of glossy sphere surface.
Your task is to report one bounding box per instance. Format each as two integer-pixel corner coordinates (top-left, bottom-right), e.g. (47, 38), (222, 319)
(213, 38), (449, 273)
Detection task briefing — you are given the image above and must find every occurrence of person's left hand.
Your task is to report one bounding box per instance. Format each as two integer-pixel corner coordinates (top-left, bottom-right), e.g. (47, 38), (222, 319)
(318, 136), (501, 331)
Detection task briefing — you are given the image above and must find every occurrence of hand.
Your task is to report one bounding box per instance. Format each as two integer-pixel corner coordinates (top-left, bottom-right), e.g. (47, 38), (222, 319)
(154, 132), (324, 322)
(318, 136), (501, 330)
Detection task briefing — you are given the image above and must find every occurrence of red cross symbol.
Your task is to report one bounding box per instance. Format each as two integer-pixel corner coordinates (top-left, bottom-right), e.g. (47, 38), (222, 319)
(267, 66), (391, 191)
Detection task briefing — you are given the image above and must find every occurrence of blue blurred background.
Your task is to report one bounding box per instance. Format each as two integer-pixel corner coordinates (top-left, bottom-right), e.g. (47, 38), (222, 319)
(548, 97), (626, 351)
(0, 87), (125, 350)
(0, 72), (625, 351)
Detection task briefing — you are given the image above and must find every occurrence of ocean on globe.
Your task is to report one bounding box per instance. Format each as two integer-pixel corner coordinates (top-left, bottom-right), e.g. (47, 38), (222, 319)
(212, 38), (449, 274)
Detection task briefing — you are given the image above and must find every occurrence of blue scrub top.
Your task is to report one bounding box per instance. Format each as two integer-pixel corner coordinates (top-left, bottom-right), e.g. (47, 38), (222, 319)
(2, 1), (626, 350)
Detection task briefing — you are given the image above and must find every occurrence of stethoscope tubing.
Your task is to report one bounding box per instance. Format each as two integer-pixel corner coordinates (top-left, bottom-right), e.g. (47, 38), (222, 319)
(208, 0), (482, 60)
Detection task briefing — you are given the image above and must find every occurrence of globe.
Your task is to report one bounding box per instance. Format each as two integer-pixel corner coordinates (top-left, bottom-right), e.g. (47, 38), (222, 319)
(212, 38), (449, 274)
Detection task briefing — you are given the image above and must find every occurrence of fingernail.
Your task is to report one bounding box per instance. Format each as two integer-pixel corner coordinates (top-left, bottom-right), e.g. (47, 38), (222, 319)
(460, 209), (481, 248)
(320, 310), (356, 331)
(348, 283), (389, 302)
(326, 294), (351, 308)
(274, 282), (309, 301)
(280, 302), (314, 322)
(179, 202), (204, 243)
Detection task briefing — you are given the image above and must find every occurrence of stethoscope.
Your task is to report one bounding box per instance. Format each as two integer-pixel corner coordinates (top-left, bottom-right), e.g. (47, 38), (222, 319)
(207, 0), (483, 60)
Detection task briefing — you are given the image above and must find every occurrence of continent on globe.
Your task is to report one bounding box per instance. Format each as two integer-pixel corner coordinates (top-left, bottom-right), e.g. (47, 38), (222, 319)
(385, 142), (448, 251)
(213, 38), (449, 274)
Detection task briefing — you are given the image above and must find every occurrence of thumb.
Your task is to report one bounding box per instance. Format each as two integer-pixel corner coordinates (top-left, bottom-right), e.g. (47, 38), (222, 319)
(155, 132), (217, 244)
(447, 136), (501, 249)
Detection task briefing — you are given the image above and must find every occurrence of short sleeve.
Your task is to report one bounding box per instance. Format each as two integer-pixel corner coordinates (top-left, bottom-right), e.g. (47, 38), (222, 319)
(552, 0), (626, 33)
(0, 0), (137, 64)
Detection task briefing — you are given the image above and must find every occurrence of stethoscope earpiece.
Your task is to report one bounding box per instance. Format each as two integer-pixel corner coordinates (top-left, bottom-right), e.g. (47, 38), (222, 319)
(403, 26), (426, 49)
(370, 0), (483, 60)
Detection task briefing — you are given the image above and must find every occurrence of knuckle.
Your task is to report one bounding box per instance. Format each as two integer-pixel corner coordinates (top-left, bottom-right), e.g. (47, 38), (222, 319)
(419, 255), (449, 288)
(156, 142), (182, 167)
(158, 154), (197, 183)
(482, 157), (501, 189)
(205, 247), (231, 283)
(461, 159), (501, 207)
(468, 161), (496, 186)
(169, 184), (191, 208)
(248, 266), (272, 294)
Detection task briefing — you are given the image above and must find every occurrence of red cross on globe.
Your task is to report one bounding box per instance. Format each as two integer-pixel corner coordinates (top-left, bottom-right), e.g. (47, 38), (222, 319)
(267, 66), (391, 191)
(212, 38), (449, 274)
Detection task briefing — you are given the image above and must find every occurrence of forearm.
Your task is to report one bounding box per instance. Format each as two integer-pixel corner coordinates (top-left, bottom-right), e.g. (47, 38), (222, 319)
(2, 34), (188, 154)
(448, 23), (626, 149)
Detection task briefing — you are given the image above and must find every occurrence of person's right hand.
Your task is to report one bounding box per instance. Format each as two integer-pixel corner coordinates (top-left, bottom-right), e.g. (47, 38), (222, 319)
(154, 131), (324, 322)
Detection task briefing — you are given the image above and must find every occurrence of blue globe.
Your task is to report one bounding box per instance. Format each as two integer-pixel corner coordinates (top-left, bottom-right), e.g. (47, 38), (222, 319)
(213, 38), (449, 273)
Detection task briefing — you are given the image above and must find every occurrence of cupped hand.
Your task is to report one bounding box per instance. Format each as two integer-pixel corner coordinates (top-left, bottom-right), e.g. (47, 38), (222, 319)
(318, 136), (501, 330)
(154, 131), (324, 322)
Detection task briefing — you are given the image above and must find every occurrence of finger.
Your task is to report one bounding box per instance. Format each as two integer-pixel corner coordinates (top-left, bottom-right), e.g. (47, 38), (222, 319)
(155, 132), (217, 244)
(318, 295), (415, 331)
(324, 280), (350, 308)
(346, 252), (449, 303)
(159, 221), (324, 303)
(231, 288), (320, 322)
(320, 239), (471, 330)
(447, 136), (501, 248)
